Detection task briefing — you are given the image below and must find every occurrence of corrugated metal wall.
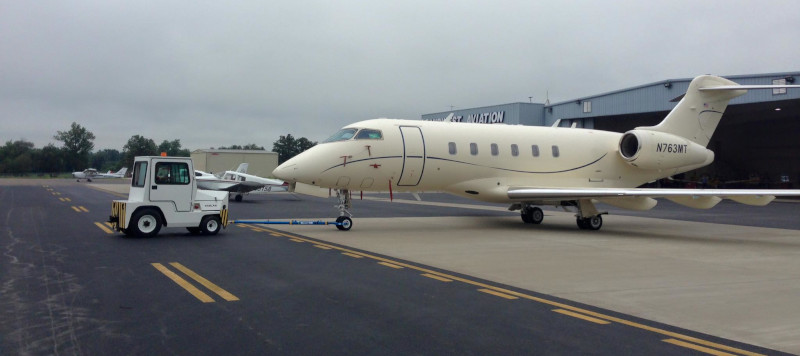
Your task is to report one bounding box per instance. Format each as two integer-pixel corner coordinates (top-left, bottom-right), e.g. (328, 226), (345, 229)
(542, 72), (799, 127)
(421, 103), (544, 126)
(420, 72), (799, 128)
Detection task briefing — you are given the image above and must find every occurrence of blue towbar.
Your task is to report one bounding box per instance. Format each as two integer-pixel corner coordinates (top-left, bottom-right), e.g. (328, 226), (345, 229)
(232, 216), (353, 231)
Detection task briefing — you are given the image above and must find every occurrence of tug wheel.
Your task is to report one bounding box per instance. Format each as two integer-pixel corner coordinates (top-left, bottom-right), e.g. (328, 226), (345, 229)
(200, 215), (222, 235)
(130, 209), (162, 237)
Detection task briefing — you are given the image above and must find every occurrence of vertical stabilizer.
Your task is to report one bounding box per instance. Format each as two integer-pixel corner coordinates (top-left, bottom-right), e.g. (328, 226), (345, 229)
(638, 75), (747, 147)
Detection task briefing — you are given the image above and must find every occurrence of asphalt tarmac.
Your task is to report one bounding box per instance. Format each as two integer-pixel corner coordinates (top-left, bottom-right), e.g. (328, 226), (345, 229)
(1, 179), (798, 355)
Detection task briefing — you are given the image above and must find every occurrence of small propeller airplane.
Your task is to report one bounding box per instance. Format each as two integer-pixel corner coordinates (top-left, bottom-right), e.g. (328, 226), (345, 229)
(195, 163), (287, 201)
(73, 167), (127, 182)
(272, 75), (800, 230)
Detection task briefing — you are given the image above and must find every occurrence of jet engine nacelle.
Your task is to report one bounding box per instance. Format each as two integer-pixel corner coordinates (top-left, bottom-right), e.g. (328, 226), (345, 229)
(618, 130), (713, 171)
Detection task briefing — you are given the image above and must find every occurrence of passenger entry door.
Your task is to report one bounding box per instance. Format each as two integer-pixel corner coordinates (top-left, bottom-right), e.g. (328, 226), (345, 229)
(397, 126), (425, 186)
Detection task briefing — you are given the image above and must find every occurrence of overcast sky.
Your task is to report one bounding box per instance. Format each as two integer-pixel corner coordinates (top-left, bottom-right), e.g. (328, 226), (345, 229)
(2, 1), (798, 151)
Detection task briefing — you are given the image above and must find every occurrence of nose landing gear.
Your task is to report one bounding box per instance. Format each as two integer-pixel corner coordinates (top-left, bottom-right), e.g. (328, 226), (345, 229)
(334, 189), (353, 231)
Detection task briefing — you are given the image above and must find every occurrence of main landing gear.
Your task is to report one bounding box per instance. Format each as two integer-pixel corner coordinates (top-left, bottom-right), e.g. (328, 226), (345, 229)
(576, 215), (602, 230)
(520, 206), (544, 224)
(515, 200), (605, 231)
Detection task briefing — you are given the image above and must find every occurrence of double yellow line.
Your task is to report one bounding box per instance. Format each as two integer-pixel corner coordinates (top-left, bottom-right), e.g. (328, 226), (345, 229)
(152, 262), (239, 303)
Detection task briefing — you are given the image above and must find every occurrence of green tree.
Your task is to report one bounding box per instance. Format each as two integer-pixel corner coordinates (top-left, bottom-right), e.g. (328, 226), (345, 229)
(53, 122), (95, 171)
(38, 144), (65, 174)
(91, 149), (122, 172)
(0, 140), (35, 174)
(272, 134), (316, 164)
(157, 139), (190, 157)
(242, 144), (265, 150)
(122, 135), (158, 168)
(218, 144), (265, 150)
(9, 153), (33, 175)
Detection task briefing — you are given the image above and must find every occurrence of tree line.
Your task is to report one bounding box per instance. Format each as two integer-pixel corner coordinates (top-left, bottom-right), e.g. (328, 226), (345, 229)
(0, 122), (316, 176)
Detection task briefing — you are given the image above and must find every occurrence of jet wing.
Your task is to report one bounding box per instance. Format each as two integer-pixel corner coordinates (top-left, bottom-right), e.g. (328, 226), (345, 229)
(507, 187), (800, 209)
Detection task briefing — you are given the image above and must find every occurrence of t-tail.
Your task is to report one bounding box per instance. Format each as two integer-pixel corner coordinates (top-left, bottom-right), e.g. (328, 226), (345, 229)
(618, 75), (750, 172)
(639, 75), (747, 147)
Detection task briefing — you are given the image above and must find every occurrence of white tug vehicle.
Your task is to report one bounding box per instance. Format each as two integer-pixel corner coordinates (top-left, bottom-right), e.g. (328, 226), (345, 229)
(109, 156), (229, 237)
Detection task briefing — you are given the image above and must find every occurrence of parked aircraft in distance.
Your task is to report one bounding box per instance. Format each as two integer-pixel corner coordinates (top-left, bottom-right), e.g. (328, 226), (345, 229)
(73, 167), (127, 182)
(273, 75), (800, 230)
(196, 163), (287, 201)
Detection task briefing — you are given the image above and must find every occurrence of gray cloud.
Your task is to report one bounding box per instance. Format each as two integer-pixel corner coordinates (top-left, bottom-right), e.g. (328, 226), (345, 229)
(2, 0), (798, 150)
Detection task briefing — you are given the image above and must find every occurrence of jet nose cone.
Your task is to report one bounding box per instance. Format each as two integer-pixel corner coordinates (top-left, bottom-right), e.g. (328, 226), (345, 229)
(272, 162), (296, 181)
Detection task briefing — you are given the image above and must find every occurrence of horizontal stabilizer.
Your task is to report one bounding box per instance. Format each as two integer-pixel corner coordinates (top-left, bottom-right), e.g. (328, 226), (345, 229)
(699, 84), (800, 91)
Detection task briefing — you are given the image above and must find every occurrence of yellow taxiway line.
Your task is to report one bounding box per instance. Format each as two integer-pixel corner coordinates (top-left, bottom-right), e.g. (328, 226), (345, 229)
(239, 224), (766, 356)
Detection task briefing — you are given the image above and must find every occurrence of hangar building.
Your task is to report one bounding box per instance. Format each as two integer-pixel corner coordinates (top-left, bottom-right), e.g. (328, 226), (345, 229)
(190, 149), (279, 178)
(421, 72), (800, 188)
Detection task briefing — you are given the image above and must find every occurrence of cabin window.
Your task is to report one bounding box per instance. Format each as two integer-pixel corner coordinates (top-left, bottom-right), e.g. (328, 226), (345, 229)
(324, 128), (358, 142)
(511, 144), (519, 157)
(448, 142), (457, 155)
(491, 143), (499, 156)
(355, 129), (382, 140)
(531, 145), (540, 157)
(552, 145), (560, 157)
(470, 143), (478, 155)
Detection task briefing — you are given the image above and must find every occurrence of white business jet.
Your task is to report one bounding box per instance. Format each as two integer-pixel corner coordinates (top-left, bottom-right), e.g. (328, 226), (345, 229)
(73, 167), (128, 182)
(273, 75), (800, 230)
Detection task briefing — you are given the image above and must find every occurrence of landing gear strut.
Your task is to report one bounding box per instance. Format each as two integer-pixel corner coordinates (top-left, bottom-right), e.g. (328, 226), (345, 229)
(334, 189), (353, 231)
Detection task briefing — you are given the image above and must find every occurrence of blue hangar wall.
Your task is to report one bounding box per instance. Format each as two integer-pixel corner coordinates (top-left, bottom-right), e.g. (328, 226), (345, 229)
(420, 72), (800, 188)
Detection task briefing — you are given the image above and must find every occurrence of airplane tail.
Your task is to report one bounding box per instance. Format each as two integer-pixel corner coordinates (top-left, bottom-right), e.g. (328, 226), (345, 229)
(235, 163), (249, 174)
(638, 75), (747, 147)
(117, 167), (128, 176)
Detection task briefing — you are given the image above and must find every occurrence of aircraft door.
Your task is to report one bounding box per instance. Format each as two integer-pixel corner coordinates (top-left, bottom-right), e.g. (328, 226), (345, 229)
(397, 126), (426, 186)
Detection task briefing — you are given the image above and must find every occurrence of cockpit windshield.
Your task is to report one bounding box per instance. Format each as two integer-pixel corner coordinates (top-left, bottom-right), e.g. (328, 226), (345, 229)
(323, 128), (383, 142)
(324, 128), (358, 143)
(354, 129), (382, 140)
